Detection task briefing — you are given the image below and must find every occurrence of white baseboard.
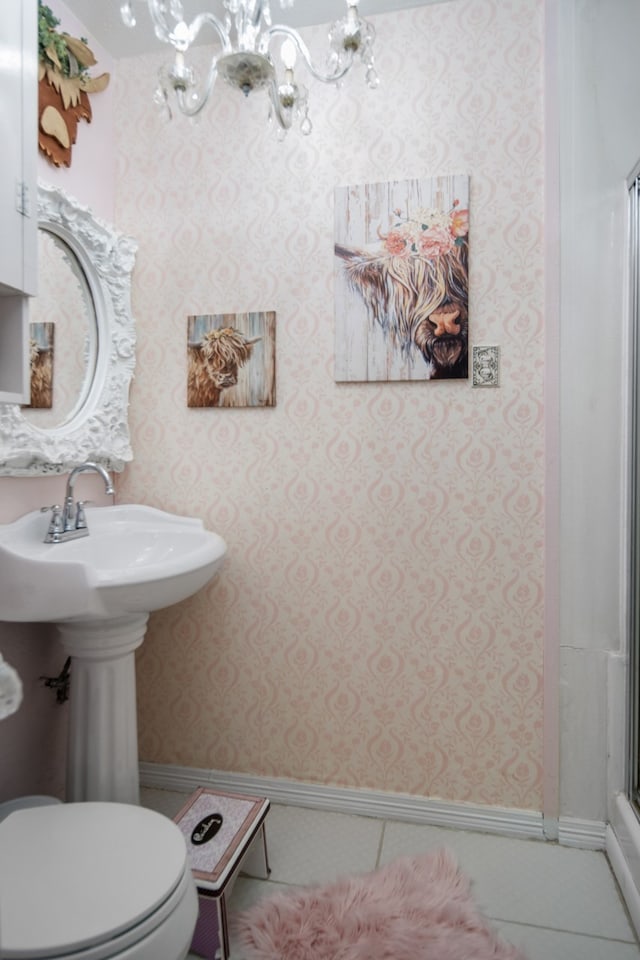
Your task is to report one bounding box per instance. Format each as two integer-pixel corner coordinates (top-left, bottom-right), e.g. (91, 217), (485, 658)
(140, 761), (554, 842)
(607, 793), (640, 939)
(558, 816), (607, 849)
(607, 822), (640, 938)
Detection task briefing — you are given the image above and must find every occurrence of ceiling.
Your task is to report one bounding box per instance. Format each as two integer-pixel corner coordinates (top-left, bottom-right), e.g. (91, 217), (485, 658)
(62, 0), (451, 59)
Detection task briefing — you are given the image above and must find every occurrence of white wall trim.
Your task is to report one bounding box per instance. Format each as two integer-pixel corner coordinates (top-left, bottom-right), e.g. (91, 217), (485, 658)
(609, 792), (640, 939)
(607, 822), (640, 938)
(558, 816), (607, 849)
(139, 762), (603, 848)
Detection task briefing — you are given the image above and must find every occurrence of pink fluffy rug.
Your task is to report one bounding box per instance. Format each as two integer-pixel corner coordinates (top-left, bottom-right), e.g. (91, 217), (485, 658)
(233, 848), (528, 960)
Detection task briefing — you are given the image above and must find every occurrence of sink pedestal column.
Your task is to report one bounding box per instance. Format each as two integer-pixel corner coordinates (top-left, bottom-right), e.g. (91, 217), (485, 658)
(57, 614), (149, 804)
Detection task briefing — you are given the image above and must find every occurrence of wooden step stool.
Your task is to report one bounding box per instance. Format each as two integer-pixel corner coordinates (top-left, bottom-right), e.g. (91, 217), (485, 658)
(174, 787), (271, 960)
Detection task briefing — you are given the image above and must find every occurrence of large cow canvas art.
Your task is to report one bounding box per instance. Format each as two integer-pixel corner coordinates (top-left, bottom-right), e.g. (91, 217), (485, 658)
(334, 175), (469, 382)
(187, 312), (276, 408)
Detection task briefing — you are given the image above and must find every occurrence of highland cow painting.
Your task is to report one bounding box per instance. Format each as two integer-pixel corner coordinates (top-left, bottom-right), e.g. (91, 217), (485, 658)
(334, 176), (470, 382)
(187, 312), (276, 408)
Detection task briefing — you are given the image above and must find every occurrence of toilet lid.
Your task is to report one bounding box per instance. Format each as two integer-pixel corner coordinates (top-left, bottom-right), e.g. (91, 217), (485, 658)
(0, 802), (189, 959)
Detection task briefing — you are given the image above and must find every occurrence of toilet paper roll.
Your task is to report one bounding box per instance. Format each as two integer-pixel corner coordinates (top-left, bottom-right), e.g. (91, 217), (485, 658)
(0, 654), (23, 720)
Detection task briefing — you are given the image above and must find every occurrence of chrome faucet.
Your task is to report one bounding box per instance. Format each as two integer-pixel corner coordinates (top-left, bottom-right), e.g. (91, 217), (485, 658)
(42, 461), (115, 543)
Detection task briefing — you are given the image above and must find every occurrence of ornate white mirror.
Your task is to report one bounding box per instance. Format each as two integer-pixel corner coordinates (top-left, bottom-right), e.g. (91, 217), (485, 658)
(0, 183), (137, 476)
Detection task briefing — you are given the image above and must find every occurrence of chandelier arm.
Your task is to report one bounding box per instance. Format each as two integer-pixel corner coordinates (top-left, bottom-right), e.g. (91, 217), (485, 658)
(182, 12), (233, 53)
(260, 25), (355, 84)
(266, 75), (293, 132)
(174, 62), (220, 117)
(145, 1), (179, 44)
(143, 3), (231, 53)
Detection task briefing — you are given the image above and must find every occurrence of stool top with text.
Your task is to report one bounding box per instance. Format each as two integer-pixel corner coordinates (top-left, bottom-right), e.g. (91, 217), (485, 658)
(173, 787), (270, 894)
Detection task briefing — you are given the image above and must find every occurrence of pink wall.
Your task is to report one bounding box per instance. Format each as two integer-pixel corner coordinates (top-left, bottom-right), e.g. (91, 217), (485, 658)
(114, 0), (545, 809)
(0, 0), (116, 801)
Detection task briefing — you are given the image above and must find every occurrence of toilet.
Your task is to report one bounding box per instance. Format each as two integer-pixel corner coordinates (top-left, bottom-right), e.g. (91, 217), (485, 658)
(0, 801), (199, 960)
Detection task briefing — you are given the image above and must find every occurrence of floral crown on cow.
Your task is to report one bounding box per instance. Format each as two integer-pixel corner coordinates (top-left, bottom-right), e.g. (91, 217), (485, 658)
(378, 200), (469, 260)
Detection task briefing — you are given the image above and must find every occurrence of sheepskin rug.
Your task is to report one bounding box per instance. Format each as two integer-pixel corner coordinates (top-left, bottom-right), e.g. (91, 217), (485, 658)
(233, 848), (528, 960)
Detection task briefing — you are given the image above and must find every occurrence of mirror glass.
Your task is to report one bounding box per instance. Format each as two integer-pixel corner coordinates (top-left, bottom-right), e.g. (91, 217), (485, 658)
(24, 229), (96, 429)
(0, 183), (137, 476)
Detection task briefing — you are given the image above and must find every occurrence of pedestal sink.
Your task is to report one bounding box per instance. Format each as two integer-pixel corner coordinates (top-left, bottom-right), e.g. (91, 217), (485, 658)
(0, 505), (227, 804)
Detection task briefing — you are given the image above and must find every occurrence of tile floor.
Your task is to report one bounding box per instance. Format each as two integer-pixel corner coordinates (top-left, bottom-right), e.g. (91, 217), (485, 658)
(141, 788), (640, 960)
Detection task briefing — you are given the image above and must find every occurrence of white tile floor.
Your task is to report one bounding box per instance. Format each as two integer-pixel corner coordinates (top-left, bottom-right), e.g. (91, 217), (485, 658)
(141, 788), (640, 960)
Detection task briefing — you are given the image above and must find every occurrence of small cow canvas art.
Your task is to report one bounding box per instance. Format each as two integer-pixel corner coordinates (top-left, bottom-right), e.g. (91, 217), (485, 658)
(187, 312), (276, 408)
(27, 322), (55, 409)
(334, 175), (470, 382)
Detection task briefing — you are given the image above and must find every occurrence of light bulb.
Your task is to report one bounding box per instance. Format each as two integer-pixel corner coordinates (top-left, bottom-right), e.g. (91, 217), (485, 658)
(173, 20), (190, 49)
(281, 38), (297, 71)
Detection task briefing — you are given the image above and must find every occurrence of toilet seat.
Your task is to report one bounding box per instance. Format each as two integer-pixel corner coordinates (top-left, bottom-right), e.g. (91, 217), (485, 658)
(0, 802), (197, 959)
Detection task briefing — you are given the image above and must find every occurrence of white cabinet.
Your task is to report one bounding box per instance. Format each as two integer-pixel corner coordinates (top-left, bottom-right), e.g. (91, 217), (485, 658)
(0, 0), (37, 403)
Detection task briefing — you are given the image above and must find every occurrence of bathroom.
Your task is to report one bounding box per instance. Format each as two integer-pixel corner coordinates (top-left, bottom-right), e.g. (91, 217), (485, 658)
(1, 0), (640, 957)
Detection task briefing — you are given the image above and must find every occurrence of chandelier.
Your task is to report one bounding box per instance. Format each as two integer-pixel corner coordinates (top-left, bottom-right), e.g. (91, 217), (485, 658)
(119, 0), (378, 135)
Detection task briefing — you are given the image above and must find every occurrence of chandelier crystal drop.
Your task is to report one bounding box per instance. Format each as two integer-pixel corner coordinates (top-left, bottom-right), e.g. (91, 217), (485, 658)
(120, 0), (378, 135)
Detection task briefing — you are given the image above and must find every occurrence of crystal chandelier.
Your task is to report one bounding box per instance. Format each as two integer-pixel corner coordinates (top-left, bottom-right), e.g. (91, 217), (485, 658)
(120, 0), (378, 135)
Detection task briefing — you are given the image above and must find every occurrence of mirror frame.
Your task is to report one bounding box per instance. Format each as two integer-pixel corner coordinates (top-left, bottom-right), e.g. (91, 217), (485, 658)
(0, 182), (137, 476)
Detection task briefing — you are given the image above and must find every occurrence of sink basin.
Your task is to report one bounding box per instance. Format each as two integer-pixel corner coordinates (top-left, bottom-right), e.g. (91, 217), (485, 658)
(0, 504), (227, 622)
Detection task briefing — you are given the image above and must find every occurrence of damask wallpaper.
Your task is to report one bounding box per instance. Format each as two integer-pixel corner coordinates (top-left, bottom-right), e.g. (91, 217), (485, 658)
(113, 0), (544, 810)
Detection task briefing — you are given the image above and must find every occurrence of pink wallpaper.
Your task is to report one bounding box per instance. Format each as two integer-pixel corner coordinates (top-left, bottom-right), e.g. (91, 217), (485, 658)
(114, 0), (545, 809)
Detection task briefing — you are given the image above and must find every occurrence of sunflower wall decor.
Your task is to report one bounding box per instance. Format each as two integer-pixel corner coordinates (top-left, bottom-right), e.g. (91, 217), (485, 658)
(38, 1), (110, 168)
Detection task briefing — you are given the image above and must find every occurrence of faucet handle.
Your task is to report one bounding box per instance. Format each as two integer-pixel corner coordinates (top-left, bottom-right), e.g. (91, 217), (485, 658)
(75, 500), (94, 529)
(40, 505), (63, 542)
